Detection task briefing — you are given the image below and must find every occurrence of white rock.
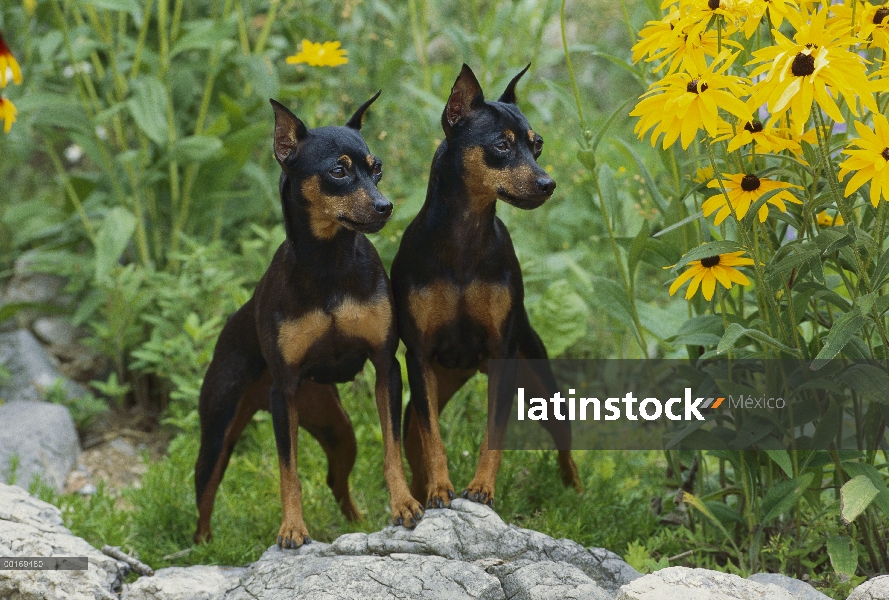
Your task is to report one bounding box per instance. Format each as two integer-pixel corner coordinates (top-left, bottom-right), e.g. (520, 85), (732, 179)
(847, 575), (889, 600)
(747, 572), (831, 599)
(122, 565), (246, 600)
(617, 566), (797, 600)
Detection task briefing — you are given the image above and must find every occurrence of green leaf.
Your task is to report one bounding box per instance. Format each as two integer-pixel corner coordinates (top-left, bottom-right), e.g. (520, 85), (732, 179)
(841, 475), (879, 524)
(528, 280), (590, 357)
(671, 240), (747, 273)
(760, 472), (814, 525)
(812, 308), (865, 368)
(614, 138), (669, 213)
(842, 462), (889, 517)
(827, 535), (858, 577)
(590, 277), (635, 329)
(576, 149), (596, 171)
(79, 0), (142, 18)
(765, 450), (794, 477)
(840, 364), (889, 404)
(598, 164), (619, 230)
(716, 323), (800, 356)
(872, 245), (889, 287)
(94, 207), (136, 284)
(667, 315), (724, 346)
(652, 210), (703, 239)
(628, 220), (651, 278)
(170, 19), (235, 56)
(128, 76), (170, 145)
(169, 136), (223, 163)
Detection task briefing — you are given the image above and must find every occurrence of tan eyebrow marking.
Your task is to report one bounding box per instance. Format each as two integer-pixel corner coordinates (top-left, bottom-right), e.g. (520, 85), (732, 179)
(339, 155), (352, 168)
(528, 129), (536, 143)
(366, 155), (375, 168)
(504, 130), (515, 142)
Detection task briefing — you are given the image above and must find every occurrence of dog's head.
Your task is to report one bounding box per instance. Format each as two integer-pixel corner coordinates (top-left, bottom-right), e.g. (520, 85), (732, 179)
(270, 93), (392, 239)
(441, 64), (555, 210)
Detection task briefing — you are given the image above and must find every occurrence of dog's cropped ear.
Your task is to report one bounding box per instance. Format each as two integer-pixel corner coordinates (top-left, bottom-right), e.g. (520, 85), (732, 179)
(270, 99), (308, 165)
(345, 90), (382, 130)
(443, 64), (485, 128)
(498, 63), (530, 105)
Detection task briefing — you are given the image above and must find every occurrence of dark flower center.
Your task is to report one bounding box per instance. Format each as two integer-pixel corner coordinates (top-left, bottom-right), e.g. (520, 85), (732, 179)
(882, 148), (889, 161)
(791, 52), (816, 76)
(686, 79), (709, 94)
(874, 7), (889, 24)
(744, 121), (764, 133)
(708, 0), (720, 9)
(701, 255), (721, 268)
(741, 174), (761, 191)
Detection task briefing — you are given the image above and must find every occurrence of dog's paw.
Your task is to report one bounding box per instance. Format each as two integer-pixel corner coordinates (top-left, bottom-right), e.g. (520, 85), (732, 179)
(391, 495), (425, 529)
(461, 480), (495, 508)
(425, 483), (456, 510)
(277, 519), (312, 549)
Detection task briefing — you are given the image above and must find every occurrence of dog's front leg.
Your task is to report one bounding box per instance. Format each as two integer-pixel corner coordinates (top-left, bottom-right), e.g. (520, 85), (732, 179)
(270, 378), (311, 548)
(405, 349), (456, 509)
(463, 347), (519, 508)
(371, 351), (425, 527)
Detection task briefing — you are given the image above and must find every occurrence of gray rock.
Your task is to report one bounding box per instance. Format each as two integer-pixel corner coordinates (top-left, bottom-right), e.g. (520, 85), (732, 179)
(617, 567), (797, 600)
(225, 551), (505, 600)
(0, 329), (88, 403)
(1, 253), (69, 331)
(747, 573), (831, 599)
(0, 401), (81, 492)
(32, 317), (80, 347)
(122, 565), (247, 600)
(360, 499), (641, 596)
(0, 482), (127, 599)
(494, 560), (612, 600)
(848, 575), (889, 600)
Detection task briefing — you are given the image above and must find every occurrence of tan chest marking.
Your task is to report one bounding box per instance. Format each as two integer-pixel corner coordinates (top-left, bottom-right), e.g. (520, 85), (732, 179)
(278, 297), (392, 365)
(408, 281), (460, 336)
(278, 310), (333, 365)
(465, 282), (511, 337)
(332, 295), (392, 347)
(408, 281), (511, 337)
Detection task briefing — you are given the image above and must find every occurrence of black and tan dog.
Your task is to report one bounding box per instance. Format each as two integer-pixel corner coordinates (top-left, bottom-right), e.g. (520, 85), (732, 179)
(194, 94), (423, 549)
(391, 64), (581, 510)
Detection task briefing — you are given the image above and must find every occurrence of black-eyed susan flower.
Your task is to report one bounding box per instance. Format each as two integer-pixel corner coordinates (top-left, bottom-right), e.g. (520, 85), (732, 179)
(716, 117), (801, 154)
(739, 0), (800, 38)
(837, 114), (889, 207)
(0, 32), (23, 88)
(748, 6), (877, 134)
(0, 96), (16, 133)
(816, 210), (845, 226)
(704, 172), (803, 224)
(631, 50), (751, 150)
(286, 40), (348, 67)
(669, 249), (754, 300)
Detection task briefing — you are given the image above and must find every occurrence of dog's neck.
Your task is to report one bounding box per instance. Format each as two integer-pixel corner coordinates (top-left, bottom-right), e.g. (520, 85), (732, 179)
(424, 141), (498, 235)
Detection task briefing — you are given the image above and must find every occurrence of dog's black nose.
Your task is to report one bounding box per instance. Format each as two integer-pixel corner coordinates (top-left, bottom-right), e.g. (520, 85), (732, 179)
(373, 201), (393, 216)
(536, 177), (556, 195)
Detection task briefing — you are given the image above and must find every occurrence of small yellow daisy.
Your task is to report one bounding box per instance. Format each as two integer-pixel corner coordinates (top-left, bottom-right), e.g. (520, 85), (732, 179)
(669, 249), (754, 300)
(704, 173), (803, 225)
(286, 40), (348, 68)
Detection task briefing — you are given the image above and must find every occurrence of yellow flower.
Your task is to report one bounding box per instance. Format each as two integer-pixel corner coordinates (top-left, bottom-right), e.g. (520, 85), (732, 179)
(0, 33), (23, 87)
(632, 10), (740, 75)
(739, 0), (800, 38)
(748, 6), (877, 134)
(704, 172), (803, 224)
(837, 114), (889, 207)
(23, 0), (36, 16)
(631, 50), (751, 150)
(285, 40), (348, 67)
(715, 117), (802, 154)
(669, 249), (754, 300)
(0, 96), (16, 133)
(693, 164), (715, 183)
(816, 210), (845, 226)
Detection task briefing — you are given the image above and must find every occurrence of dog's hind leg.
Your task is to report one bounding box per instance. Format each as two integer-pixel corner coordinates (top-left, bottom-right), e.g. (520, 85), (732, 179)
(194, 300), (268, 544)
(296, 380), (361, 522)
(516, 312), (582, 492)
(403, 363), (476, 502)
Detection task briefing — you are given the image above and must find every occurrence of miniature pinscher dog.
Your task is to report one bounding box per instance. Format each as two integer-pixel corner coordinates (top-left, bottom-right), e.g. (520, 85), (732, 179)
(391, 64), (582, 510)
(194, 93), (423, 549)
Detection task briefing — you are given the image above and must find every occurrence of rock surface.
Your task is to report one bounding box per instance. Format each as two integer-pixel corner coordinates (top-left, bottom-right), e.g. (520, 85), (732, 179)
(122, 566), (247, 600)
(0, 400), (81, 491)
(746, 573), (831, 599)
(0, 329), (88, 404)
(0, 482), (128, 599)
(848, 575), (889, 600)
(616, 567), (797, 600)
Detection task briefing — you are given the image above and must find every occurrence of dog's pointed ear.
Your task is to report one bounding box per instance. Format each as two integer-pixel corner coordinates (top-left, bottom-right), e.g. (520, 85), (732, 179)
(345, 90), (382, 130)
(443, 64), (485, 127)
(498, 63), (530, 104)
(270, 98), (308, 165)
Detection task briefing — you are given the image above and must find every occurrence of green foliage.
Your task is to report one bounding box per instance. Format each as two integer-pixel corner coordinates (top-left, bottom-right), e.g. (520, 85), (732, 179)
(44, 379), (109, 431)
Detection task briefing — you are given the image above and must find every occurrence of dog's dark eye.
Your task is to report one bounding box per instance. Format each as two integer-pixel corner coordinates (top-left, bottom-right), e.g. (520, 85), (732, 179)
(494, 141), (510, 152)
(533, 139), (543, 157)
(372, 163), (382, 177)
(330, 166), (347, 179)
